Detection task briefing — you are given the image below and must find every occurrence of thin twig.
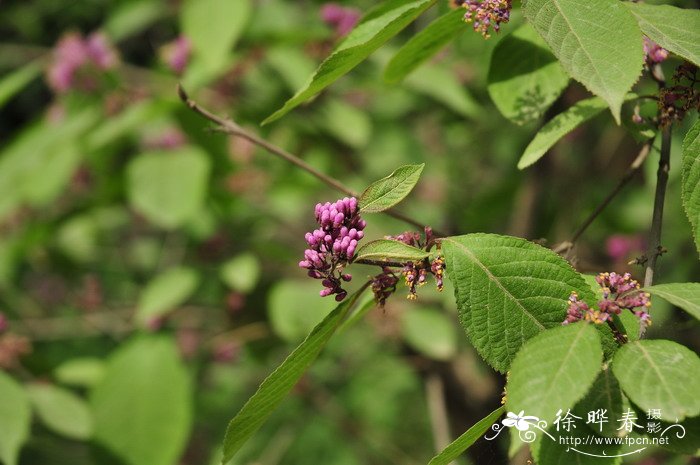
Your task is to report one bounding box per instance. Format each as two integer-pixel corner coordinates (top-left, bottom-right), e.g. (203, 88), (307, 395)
(178, 85), (438, 235)
(553, 139), (654, 254)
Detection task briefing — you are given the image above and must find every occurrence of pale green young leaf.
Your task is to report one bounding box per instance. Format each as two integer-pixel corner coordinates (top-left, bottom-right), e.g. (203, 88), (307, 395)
(221, 290), (364, 463)
(626, 2), (700, 67)
(613, 339), (700, 422)
(523, 0), (643, 123)
(136, 267), (200, 326)
(487, 24), (569, 125)
(404, 64), (479, 118)
(27, 383), (93, 440)
(92, 336), (192, 465)
(267, 280), (335, 343)
(220, 253), (260, 293)
(359, 163), (425, 212)
(428, 406), (505, 465)
(646, 282), (700, 321)
(0, 60), (42, 109)
(442, 233), (595, 372)
(384, 8), (465, 83)
(682, 120), (700, 257)
(507, 323), (603, 424)
(354, 239), (429, 263)
(0, 372), (31, 465)
(263, 0), (437, 124)
(54, 357), (106, 389)
(401, 307), (457, 360)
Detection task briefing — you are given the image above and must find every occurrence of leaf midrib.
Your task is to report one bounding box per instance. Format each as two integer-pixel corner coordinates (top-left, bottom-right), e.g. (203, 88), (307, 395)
(635, 342), (683, 417)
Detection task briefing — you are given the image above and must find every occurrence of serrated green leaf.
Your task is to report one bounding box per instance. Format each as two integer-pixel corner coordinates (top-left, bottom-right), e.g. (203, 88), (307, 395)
(575, 368), (630, 438)
(523, 0), (643, 123)
(27, 383), (93, 440)
(220, 253), (260, 293)
(507, 323), (602, 424)
(0, 372), (30, 465)
(221, 290), (364, 463)
(626, 3), (700, 67)
(92, 336), (192, 465)
(646, 282), (700, 321)
(428, 406), (505, 465)
(518, 96), (608, 169)
(127, 146), (211, 229)
(487, 24), (569, 125)
(682, 120), (700, 257)
(442, 233), (595, 372)
(612, 339), (700, 422)
(384, 8), (465, 83)
(359, 163), (425, 213)
(401, 307), (457, 360)
(354, 239), (429, 263)
(263, 0), (437, 124)
(136, 267), (200, 326)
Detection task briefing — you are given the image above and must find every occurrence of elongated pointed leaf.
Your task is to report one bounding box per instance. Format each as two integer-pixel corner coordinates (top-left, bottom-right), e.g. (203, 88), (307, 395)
(263, 0), (436, 124)
(507, 323), (602, 424)
(385, 8), (465, 83)
(487, 24), (569, 125)
(646, 283), (700, 321)
(613, 339), (700, 422)
(523, 0), (643, 123)
(626, 3), (700, 67)
(359, 163), (424, 212)
(0, 372), (31, 465)
(0, 60), (42, 109)
(221, 290), (364, 463)
(428, 406), (505, 465)
(442, 234), (595, 372)
(682, 120), (700, 257)
(27, 383), (93, 440)
(354, 239), (429, 263)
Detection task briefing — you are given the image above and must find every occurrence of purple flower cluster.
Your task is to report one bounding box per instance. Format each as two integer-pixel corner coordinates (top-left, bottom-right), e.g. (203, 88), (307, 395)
(402, 256), (446, 300)
(643, 37), (669, 65)
(563, 272), (651, 327)
(371, 268), (399, 306)
(46, 32), (118, 93)
(160, 35), (192, 75)
(458, 0), (512, 38)
(320, 3), (361, 37)
(658, 62), (700, 127)
(299, 197), (366, 301)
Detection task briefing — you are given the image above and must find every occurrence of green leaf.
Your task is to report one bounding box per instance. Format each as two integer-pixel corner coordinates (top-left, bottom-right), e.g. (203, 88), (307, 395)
(428, 406), (505, 465)
(507, 323), (602, 424)
(127, 146), (211, 229)
(612, 339), (700, 422)
(404, 64), (479, 118)
(626, 2), (700, 67)
(518, 96), (607, 169)
(221, 290), (364, 464)
(267, 280), (337, 343)
(136, 267), (200, 326)
(317, 99), (372, 149)
(104, 0), (167, 42)
(442, 233), (595, 372)
(53, 357), (106, 389)
(358, 163), (425, 213)
(354, 239), (429, 263)
(220, 253), (260, 293)
(536, 424), (622, 465)
(27, 383), (93, 440)
(0, 372), (30, 465)
(574, 368), (630, 438)
(0, 60), (42, 109)
(646, 282), (700, 321)
(487, 24), (569, 125)
(401, 307), (457, 360)
(92, 336), (192, 465)
(263, 0), (437, 124)
(523, 0), (643, 123)
(384, 8), (465, 83)
(682, 120), (700, 257)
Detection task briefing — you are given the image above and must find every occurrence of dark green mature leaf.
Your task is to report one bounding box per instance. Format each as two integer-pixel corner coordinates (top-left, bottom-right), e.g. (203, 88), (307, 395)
(135, 267), (200, 326)
(0, 372), (31, 465)
(646, 283), (700, 321)
(359, 163), (424, 212)
(487, 24), (569, 125)
(127, 146), (211, 229)
(92, 336), (192, 465)
(536, 424), (622, 465)
(575, 368), (630, 438)
(613, 339), (700, 422)
(221, 290), (365, 463)
(354, 239), (429, 263)
(263, 0), (437, 124)
(682, 120), (700, 257)
(523, 0), (643, 123)
(442, 234), (595, 372)
(384, 8), (465, 83)
(626, 3), (700, 67)
(27, 383), (93, 440)
(518, 96), (607, 169)
(507, 323), (602, 424)
(428, 406), (505, 465)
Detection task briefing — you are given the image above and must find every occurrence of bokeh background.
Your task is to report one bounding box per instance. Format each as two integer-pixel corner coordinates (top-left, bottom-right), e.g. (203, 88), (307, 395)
(0, 0), (698, 464)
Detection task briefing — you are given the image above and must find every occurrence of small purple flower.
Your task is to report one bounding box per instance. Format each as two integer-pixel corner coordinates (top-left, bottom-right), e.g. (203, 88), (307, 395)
(643, 37), (668, 64)
(371, 268), (399, 306)
(461, 0), (512, 38)
(160, 35), (192, 75)
(85, 32), (119, 69)
(320, 3), (361, 37)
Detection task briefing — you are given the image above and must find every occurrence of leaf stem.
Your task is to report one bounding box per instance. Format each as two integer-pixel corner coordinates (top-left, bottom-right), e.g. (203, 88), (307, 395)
(178, 85), (436, 234)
